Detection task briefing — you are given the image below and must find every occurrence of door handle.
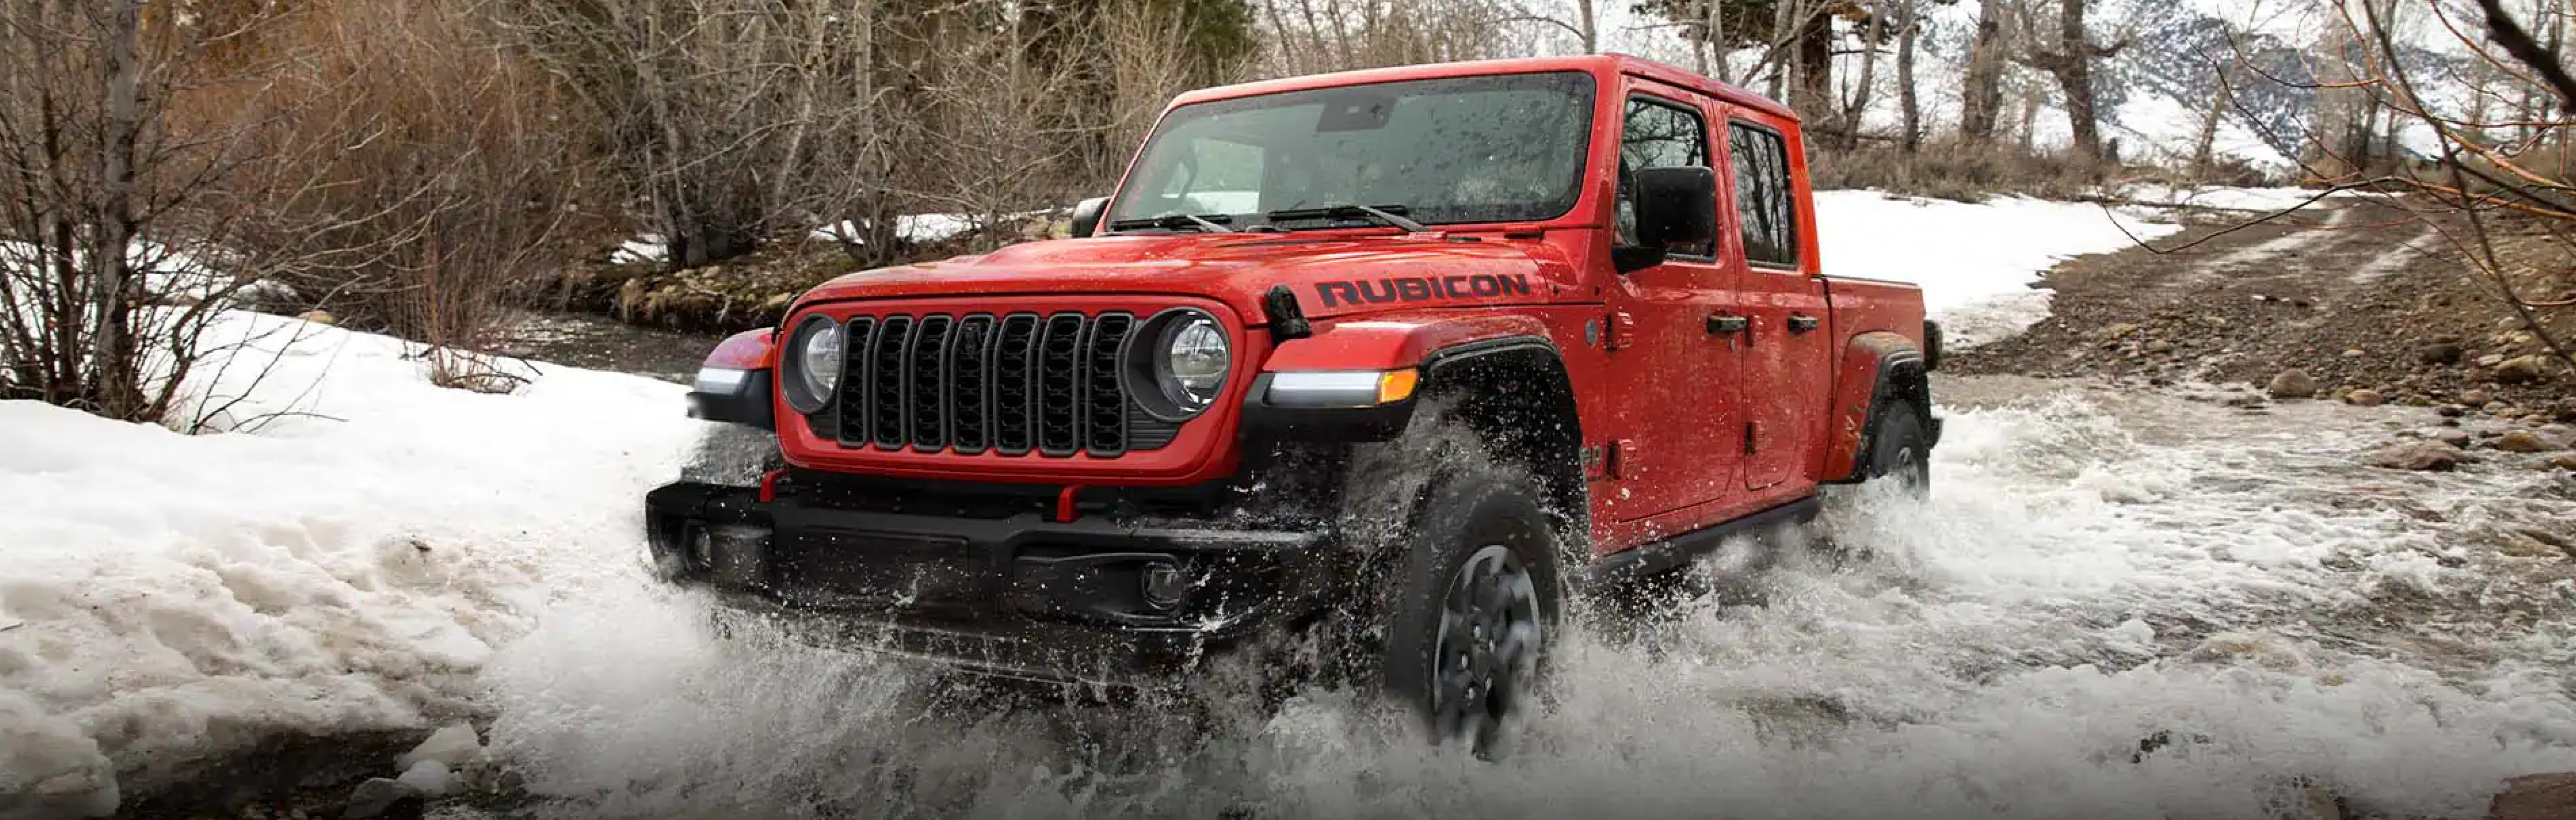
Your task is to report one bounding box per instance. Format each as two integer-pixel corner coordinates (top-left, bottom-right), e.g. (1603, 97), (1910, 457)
(1707, 315), (1749, 335)
(1787, 314), (1820, 334)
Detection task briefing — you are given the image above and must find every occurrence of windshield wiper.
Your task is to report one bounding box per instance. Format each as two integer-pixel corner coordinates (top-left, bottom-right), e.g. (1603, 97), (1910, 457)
(1104, 212), (1236, 234)
(1263, 204), (1428, 233)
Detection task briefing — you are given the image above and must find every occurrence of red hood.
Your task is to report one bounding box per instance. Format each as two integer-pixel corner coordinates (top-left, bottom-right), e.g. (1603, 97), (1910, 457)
(795, 231), (1585, 323)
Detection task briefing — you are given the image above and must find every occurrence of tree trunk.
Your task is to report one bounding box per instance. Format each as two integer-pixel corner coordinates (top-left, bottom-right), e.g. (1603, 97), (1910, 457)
(1898, 0), (1922, 152)
(1792, 6), (1834, 125)
(1575, 0), (1598, 54)
(1960, 0), (2008, 140)
(2192, 59), (2233, 177)
(2053, 0), (2103, 165)
(92, 0), (147, 418)
(1842, 1), (1884, 148)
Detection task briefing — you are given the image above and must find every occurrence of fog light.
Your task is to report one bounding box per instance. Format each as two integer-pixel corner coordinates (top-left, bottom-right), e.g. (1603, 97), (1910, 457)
(1139, 561), (1188, 611)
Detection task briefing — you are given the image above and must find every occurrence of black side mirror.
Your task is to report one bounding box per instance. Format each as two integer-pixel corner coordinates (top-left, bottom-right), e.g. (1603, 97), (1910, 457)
(1069, 196), (1109, 239)
(1614, 166), (1719, 274)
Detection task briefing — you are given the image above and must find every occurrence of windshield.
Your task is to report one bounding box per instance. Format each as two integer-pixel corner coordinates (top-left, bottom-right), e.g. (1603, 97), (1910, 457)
(1104, 72), (1597, 230)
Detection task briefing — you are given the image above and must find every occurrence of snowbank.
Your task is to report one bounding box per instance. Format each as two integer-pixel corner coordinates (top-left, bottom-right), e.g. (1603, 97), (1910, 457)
(1814, 190), (2184, 347)
(0, 311), (703, 817)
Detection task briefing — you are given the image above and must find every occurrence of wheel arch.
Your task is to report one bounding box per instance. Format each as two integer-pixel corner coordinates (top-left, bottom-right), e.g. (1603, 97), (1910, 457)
(1820, 330), (1932, 484)
(1414, 336), (1589, 542)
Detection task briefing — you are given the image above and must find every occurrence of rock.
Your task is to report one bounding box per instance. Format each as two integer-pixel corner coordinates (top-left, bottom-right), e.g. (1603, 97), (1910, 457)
(342, 778), (425, 820)
(2501, 533), (2565, 559)
(2187, 632), (2310, 671)
(2463, 389), (2496, 406)
(2286, 777), (2345, 820)
(2342, 348), (2366, 358)
(2497, 431), (2560, 453)
(2268, 370), (2319, 400)
(2489, 773), (2576, 820)
(2147, 339), (2175, 353)
(2420, 341), (2466, 364)
(2368, 441), (2470, 471)
(2518, 527), (2571, 552)
(2479, 353), (2510, 367)
(2431, 429), (2476, 447)
(396, 760), (457, 798)
(2098, 322), (2140, 338)
(2345, 389), (2386, 407)
(2440, 405), (2469, 418)
(298, 309), (336, 326)
(2489, 401), (2516, 415)
(397, 722), (484, 771)
(2496, 355), (2549, 385)
(2553, 453), (2576, 471)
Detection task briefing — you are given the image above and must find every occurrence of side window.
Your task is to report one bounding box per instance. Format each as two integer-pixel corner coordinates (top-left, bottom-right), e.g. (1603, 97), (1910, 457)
(1727, 122), (1799, 268)
(1616, 96), (1713, 258)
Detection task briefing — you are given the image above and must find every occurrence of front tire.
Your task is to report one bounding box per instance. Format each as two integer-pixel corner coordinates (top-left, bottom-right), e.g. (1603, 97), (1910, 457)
(1380, 472), (1562, 759)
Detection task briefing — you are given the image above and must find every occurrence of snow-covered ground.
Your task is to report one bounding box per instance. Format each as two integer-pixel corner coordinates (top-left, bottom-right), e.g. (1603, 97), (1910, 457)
(0, 312), (705, 818)
(1816, 191), (2181, 347)
(14, 187), (2566, 820)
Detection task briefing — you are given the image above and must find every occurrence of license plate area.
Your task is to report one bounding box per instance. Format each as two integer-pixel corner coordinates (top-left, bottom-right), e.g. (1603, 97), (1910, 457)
(769, 528), (985, 611)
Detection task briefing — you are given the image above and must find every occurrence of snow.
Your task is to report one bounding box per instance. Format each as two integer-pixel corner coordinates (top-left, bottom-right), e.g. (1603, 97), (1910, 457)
(0, 311), (703, 817)
(2115, 183), (2351, 213)
(1815, 189), (2185, 347)
(609, 235), (667, 266)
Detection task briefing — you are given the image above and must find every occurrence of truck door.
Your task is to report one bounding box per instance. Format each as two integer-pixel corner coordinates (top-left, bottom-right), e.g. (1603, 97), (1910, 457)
(1718, 115), (1834, 493)
(1599, 85), (1743, 524)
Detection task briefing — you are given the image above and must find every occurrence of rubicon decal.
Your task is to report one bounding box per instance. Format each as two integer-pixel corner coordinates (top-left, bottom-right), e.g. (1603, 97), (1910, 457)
(1315, 274), (1535, 307)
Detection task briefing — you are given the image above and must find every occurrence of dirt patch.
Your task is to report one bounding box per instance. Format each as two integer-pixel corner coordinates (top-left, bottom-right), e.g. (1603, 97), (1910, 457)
(1952, 196), (2576, 424)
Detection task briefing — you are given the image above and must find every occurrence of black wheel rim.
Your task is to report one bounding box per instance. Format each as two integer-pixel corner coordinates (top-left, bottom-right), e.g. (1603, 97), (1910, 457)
(1892, 444), (1930, 496)
(1431, 544), (1543, 756)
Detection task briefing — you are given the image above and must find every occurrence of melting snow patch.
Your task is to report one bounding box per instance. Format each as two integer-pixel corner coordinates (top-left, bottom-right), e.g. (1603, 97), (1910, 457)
(1814, 191), (2183, 347)
(0, 311), (703, 816)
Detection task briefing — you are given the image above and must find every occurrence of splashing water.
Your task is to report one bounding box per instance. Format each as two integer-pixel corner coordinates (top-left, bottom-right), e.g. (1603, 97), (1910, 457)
(474, 376), (2576, 820)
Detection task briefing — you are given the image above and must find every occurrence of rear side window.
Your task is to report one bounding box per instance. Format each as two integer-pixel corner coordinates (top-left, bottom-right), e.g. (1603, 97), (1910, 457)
(1616, 96), (1713, 258)
(1727, 122), (1799, 268)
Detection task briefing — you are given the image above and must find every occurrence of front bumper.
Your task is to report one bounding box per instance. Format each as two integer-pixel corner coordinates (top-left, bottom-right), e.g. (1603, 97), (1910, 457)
(643, 478), (1336, 687)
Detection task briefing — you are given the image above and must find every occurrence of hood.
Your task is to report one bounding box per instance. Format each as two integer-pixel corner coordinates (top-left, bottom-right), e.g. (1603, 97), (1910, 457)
(795, 231), (1584, 324)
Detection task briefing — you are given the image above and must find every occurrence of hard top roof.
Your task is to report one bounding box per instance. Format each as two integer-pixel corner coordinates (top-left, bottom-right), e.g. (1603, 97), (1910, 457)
(1167, 53), (1800, 122)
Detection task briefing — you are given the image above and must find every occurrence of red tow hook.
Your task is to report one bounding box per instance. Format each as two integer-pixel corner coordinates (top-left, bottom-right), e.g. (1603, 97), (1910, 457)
(1055, 485), (1084, 522)
(757, 469), (785, 504)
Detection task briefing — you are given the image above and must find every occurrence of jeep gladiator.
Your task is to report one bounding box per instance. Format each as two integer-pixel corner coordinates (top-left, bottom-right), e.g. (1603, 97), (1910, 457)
(644, 54), (1944, 757)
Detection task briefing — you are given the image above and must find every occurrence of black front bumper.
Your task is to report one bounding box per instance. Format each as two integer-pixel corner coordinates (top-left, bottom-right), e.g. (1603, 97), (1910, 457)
(643, 478), (1336, 687)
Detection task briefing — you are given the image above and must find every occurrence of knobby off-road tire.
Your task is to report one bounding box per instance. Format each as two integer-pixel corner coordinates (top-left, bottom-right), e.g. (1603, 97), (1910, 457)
(1377, 471), (1564, 759)
(1309, 405), (1568, 760)
(1864, 400), (1933, 498)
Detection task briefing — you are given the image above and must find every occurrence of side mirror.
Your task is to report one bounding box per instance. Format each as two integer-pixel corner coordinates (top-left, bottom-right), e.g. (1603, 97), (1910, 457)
(1069, 196), (1109, 239)
(1615, 166), (1718, 274)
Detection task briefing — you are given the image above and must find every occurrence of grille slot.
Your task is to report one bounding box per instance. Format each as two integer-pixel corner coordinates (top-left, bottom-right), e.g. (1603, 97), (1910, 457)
(831, 309), (1173, 457)
(1036, 313), (1085, 457)
(868, 315), (913, 449)
(1081, 314), (1135, 456)
(950, 315), (996, 454)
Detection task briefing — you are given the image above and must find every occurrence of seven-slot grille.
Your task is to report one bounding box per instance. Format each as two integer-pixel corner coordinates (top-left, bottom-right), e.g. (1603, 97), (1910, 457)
(831, 311), (1177, 457)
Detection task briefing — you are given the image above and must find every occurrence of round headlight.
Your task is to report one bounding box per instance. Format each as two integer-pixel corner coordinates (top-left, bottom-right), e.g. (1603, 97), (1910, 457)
(785, 316), (841, 413)
(1158, 315), (1229, 412)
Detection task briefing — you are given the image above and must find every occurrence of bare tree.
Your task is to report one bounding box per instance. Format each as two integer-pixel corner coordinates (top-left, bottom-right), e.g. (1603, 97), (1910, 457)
(2016, 0), (2121, 167)
(1257, 0), (1534, 76)
(505, 0), (892, 270)
(1959, 0), (2011, 140)
(1896, 0), (1925, 152)
(0, 1), (355, 422)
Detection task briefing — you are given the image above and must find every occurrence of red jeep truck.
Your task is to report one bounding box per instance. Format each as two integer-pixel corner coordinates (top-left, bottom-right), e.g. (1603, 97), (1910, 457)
(645, 54), (1942, 756)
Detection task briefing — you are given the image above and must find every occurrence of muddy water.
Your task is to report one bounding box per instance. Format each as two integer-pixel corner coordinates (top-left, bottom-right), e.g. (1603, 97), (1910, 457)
(499, 313), (729, 386)
(465, 366), (2576, 820)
